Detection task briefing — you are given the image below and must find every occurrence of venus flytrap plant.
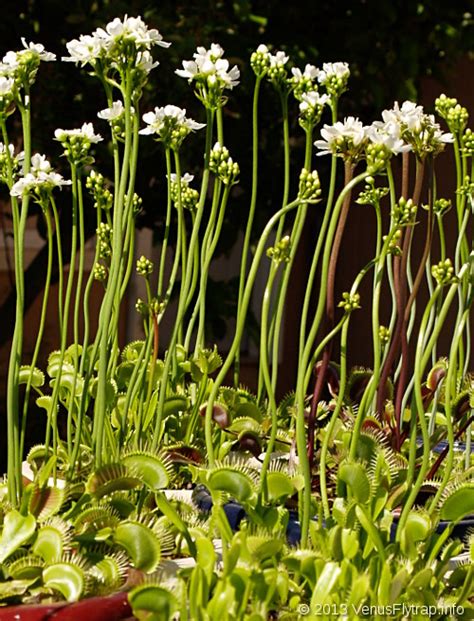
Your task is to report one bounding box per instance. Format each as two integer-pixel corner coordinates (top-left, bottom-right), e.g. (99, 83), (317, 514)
(3, 15), (474, 614)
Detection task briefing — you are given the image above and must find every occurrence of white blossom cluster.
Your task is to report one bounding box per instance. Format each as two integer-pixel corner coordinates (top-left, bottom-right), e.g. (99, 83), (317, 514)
(314, 100), (454, 163)
(140, 105), (205, 150)
(0, 39), (55, 94)
(63, 15), (170, 76)
(176, 43), (240, 108)
(54, 123), (103, 166)
(316, 62), (350, 96)
(376, 100), (454, 157)
(168, 173), (200, 210)
(0, 142), (24, 183)
(54, 122), (103, 144)
(10, 154), (71, 199)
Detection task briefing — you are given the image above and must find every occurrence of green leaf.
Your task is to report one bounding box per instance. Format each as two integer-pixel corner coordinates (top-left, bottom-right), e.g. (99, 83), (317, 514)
(266, 472), (295, 503)
(355, 505), (386, 561)
(114, 521), (161, 572)
(155, 492), (196, 558)
(122, 452), (172, 491)
(207, 467), (256, 503)
(310, 562), (341, 606)
(129, 585), (178, 621)
(33, 522), (66, 563)
(29, 484), (65, 520)
(341, 527), (359, 560)
(0, 510), (36, 564)
(43, 562), (84, 602)
(337, 462), (371, 503)
(0, 578), (37, 602)
(86, 463), (140, 498)
(19, 365), (45, 387)
(440, 485), (474, 521)
(400, 511), (431, 556)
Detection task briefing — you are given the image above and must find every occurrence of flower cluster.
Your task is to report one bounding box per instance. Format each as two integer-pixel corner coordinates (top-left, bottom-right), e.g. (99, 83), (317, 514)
(356, 181), (389, 207)
(299, 91), (330, 130)
(338, 291), (361, 313)
(266, 50), (289, 89)
(384, 229), (402, 256)
(462, 128), (474, 156)
(55, 123), (103, 166)
(298, 168), (322, 201)
(0, 142), (24, 185)
(291, 64), (319, 100)
(0, 39), (55, 91)
(317, 62), (350, 98)
(391, 197), (417, 226)
(140, 105), (205, 150)
(169, 173), (200, 211)
(315, 116), (367, 163)
(378, 101), (453, 159)
(432, 198), (451, 216)
(10, 154), (71, 201)
(136, 255), (154, 277)
(379, 325), (390, 345)
(176, 43), (240, 109)
(97, 100), (135, 140)
(86, 170), (113, 210)
(435, 94), (469, 134)
(96, 222), (112, 260)
(250, 44), (271, 77)
(432, 259), (455, 286)
(63, 15), (170, 74)
(267, 235), (291, 264)
(366, 122), (411, 156)
(209, 143), (240, 185)
(125, 191), (142, 215)
(0, 76), (16, 116)
(93, 262), (108, 282)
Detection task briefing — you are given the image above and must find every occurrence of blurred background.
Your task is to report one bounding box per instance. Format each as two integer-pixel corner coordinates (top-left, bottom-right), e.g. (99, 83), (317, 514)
(0, 0), (473, 468)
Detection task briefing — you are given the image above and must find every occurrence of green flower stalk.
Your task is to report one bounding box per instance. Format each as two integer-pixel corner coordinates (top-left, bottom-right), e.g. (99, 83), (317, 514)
(19, 198), (54, 461)
(152, 109), (215, 450)
(295, 170), (368, 544)
(203, 196), (313, 465)
(396, 261), (470, 537)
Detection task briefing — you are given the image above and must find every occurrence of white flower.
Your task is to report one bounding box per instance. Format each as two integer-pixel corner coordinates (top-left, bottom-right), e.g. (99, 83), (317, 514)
(169, 172), (194, 185)
(269, 51), (289, 68)
(135, 50), (159, 73)
(11, 154), (71, 198)
(314, 116), (368, 158)
(367, 122), (412, 154)
(63, 34), (107, 64)
(0, 143), (16, 158)
(98, 15), (171, 49)
(194, 43), (224, 65)
(380, 101), (454, 156)
(98, 101), (125, 120)
(300, 90), (330, 113)
(31, 153), (52, 173)
(63, 16), (170, 65)
(317, 62), (350, 84)
(176, 44), (240, 91)
(256, 44), (269, 54)
(381, 101), (425, 133)
(54, 122), (103, 144)
(0, 76), (14, 96)
(20, 38), (56, 62)
(140, 105), (205, 135)
(2, 40), (55, 71)
(292, 64), (318, 82)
